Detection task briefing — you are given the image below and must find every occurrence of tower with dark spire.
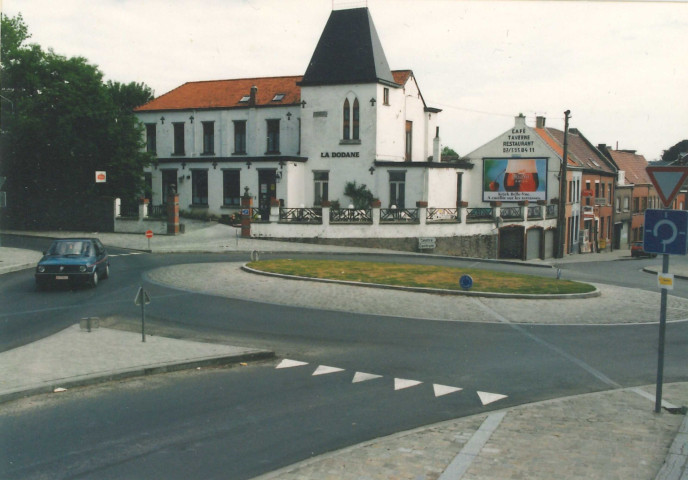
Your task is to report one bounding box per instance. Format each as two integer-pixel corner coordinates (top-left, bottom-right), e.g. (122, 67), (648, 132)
(299, 8), (398, 87)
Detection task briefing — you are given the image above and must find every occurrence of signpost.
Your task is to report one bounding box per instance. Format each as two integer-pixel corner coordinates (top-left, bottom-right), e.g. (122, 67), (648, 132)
(643, 166), (688, 412)
(134, 286), (151, 342)
(145, 229), (154, 250)
(95, 171), (107, 183)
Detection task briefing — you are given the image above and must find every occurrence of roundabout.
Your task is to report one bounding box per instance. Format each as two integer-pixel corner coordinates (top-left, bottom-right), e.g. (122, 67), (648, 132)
(145, 261), (688, 325)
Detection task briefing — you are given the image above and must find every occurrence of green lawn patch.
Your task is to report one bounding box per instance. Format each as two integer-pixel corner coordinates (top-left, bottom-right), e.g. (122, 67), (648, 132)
(246, 259), (596, 295)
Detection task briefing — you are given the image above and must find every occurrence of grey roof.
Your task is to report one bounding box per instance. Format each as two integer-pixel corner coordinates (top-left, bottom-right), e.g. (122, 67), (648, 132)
(299, 8), (397, 87)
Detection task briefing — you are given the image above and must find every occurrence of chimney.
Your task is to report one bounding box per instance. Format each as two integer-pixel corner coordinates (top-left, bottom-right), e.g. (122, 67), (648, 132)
(618, 170), (626, 185)
(536, 116), (546, 128)
(432, 127), (440, 162)
(249, 85), (257, 107)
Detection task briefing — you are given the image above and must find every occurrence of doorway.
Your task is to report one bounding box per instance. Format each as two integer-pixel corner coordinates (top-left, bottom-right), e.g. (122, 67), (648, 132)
(257, 170), (277, 221)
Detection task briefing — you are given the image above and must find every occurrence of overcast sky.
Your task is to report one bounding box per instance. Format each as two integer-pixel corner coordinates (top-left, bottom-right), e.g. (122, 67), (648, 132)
(5, 0), (687, 160)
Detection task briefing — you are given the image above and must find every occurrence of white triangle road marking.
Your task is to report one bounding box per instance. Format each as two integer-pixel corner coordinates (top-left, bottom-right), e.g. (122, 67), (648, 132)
(276, 359), (309, 369)
(352, 372), (383, 383)
(477, 391), (508, 406)
(312, 365), (345, 376)
(433, 384), (463, 397)
(394, 378), (422, 391)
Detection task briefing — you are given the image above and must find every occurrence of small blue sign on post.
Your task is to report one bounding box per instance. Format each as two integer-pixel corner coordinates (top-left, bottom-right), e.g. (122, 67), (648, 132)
(459, 274), (473, 290)
(644, 209), (688, 255)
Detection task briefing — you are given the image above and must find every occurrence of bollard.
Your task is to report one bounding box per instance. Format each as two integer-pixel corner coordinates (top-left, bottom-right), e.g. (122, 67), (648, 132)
(79, 317), (100, 332)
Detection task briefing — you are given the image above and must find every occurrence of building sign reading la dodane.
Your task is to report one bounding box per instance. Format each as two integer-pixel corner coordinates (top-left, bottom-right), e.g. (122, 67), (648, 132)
(321, 152), (360, 158)
(482, 157), (548, 202)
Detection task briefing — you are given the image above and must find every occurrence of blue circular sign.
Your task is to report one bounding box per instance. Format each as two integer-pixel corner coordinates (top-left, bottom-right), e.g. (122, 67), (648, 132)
(459, 274), (473, 290)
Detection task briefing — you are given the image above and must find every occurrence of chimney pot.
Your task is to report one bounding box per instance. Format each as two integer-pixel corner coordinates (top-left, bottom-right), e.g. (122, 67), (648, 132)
(536, 116), (546, 128)
(249, 85), (257, 107)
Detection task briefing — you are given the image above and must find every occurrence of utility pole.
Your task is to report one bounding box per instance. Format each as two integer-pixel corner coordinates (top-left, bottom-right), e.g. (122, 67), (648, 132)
(557, 110), (571, 258)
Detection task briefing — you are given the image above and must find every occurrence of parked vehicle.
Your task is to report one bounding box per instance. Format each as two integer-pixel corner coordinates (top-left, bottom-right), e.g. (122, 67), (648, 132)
(35, 238), (110, 289)
(631, 241), (657, 258)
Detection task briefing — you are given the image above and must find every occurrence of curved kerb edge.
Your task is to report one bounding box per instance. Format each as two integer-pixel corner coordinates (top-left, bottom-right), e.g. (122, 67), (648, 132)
(240, 264), (601, 300)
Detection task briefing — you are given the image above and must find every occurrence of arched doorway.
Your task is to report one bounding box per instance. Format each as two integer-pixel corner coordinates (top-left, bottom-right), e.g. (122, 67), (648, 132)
(499, 225), (525, 259)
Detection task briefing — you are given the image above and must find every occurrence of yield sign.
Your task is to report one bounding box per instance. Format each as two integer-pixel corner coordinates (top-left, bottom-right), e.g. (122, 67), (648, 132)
(646, 166), (688, 207)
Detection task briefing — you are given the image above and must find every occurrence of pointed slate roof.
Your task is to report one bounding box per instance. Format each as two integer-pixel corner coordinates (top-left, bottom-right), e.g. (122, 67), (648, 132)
(299, 7), (397, 87)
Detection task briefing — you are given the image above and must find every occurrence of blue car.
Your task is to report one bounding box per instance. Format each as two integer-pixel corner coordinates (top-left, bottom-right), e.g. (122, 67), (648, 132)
(35, 238), (110, 290)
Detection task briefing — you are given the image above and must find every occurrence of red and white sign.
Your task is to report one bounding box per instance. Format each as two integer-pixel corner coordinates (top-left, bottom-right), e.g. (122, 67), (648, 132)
(145, 230), (154, 239)
(646, 166), (688, 208)
(95, 171), (107, 183)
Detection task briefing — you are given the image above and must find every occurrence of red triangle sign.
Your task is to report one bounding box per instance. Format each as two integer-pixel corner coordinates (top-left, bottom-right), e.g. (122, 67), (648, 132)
(646, 166), (688, 208)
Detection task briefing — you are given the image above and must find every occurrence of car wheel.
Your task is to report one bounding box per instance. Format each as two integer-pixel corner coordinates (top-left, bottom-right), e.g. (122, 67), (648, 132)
(102, 264), (110, 280)
(91, 271), (99, 288)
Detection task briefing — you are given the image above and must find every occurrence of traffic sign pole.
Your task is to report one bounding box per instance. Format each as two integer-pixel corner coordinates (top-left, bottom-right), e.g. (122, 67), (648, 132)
(655, 252), (669, 413)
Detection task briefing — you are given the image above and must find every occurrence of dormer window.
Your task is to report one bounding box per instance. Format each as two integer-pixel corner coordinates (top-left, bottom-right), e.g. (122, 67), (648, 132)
(272, 93), (285, 102)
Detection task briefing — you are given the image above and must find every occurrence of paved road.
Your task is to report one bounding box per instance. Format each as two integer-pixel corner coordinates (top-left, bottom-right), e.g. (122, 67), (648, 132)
(1, 231), (687, 479)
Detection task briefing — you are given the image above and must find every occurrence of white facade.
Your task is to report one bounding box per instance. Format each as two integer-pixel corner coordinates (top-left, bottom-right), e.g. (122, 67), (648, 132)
(129, 7), (568, 259)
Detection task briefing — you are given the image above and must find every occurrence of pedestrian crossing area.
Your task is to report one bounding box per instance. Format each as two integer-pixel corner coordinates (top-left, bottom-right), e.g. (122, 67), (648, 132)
(275, 359), (508, 406)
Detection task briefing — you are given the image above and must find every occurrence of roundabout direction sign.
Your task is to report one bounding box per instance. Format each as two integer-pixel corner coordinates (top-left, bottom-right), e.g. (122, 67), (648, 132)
(459, 274), (473, 290)
(643, 208), (688, 413)
(643, 209), (688, 255)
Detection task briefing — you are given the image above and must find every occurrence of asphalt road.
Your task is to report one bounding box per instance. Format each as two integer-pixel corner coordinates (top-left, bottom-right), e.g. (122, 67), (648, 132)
(1, 240), (688, 479)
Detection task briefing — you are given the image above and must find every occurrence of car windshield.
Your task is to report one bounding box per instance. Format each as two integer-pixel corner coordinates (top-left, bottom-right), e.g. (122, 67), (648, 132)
(48, 241), (91, 256)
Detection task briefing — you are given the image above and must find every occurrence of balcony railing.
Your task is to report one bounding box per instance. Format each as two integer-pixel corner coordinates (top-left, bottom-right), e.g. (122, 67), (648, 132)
(527, 205), (542, 218)
(279, 207), (323, 224)
(426, 207), (459, 223)
(500, 206), (523, 221)
(248, 206), (271, 222)
(149, 204), (166, 218)
(330, 208), (373, 223)
(546, 204), (558, 218)
(119, 203), (139, 218)
(466, 208), (493, 222)
(380, 208), (419, 223)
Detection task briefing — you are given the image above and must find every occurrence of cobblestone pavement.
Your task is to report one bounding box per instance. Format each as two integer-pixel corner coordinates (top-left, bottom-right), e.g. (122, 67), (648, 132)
(253, 384), (688, 480)
(146, 262), (688, 325)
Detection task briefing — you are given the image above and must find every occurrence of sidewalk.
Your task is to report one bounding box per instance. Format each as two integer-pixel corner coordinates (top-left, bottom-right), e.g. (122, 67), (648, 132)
(1, 225), (687, 479)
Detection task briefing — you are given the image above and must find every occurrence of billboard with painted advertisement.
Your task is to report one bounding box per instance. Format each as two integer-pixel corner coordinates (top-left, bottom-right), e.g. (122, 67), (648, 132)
(483, 157), (547, 202)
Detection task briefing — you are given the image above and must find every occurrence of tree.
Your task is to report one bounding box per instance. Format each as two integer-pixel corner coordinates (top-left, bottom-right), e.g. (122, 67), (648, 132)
(442, 146), (459, 157)
(660, 140), (688, 165)
(0, 13), (154, 228)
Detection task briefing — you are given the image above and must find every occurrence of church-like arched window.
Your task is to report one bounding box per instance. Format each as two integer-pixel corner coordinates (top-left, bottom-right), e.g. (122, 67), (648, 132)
(352, 98), (359, 140)
(342, 98), (350, 140)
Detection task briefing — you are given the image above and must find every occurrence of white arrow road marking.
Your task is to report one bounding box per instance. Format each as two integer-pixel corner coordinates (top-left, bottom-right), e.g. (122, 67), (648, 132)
(394, 378), (422, 391)
(352, 372), (383, 383)
(433, 384), (463, 397)
(312, 365), (345, 376)
(477, 391), (508, 406)
(276, 359), (309, 369)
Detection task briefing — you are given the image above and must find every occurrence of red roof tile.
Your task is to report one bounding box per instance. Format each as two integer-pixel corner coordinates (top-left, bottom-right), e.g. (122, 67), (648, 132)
(135, 70), (416, 112)
(535, 127), (615, 173)
(392, 70), (412, 85)
(135, 75), (303, 112)
(606, 150), (650, 184)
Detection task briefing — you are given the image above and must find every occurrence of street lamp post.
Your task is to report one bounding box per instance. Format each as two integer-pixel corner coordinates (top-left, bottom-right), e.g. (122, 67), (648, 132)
(557, 110), (571, 258)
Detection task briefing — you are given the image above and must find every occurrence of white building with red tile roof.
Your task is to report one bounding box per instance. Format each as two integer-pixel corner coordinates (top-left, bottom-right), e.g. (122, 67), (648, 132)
(132, 6), (584, 259)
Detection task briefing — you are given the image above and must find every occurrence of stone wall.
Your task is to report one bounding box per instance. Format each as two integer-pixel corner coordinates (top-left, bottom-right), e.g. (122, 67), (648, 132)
(262, 234), (498, 258)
